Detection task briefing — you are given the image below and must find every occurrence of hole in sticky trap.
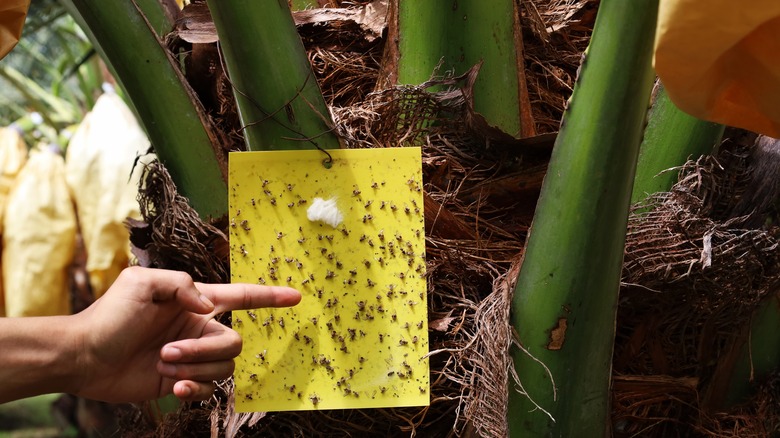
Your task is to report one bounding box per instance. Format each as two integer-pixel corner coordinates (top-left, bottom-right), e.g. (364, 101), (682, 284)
(322, 158), (333, 169)
(307, 197), (343, 228)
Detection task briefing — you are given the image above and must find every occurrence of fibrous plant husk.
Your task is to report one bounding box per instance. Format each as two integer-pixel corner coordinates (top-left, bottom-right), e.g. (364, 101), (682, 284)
(128, 159), (229, 284)
(613, 134), (780, 437)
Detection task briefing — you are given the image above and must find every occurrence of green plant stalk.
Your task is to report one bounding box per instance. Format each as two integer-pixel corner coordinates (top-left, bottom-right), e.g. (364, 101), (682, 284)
(206, 0), (339, 152)
(719, 292), (780, 407)
(289, 0), (319, 10)
(60, 0), (228, 219)
(397, 0), (527, 137)
(507, 0), (658, 435)
(631, 83), (724, 204)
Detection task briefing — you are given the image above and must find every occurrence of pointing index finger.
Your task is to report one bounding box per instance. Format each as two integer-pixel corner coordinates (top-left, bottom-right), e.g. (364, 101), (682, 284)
(195, 283), (301, 313)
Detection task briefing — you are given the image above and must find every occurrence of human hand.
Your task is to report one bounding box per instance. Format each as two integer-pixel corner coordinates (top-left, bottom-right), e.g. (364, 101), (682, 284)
(69, 267), (301, 403)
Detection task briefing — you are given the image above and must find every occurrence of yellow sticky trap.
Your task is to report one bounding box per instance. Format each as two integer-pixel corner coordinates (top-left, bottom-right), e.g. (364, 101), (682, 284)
(229, 147), (429, 412)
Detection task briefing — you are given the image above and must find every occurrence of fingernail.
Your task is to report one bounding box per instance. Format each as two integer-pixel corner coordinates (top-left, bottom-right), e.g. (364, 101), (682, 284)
(200, 293), (215, 309)
(178, 384), (191, 398)
(158, 362), (177, 376)
(162, 346), (182, 361)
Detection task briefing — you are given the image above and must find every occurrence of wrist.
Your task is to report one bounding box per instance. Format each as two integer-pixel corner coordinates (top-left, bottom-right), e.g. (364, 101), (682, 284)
(0, 314), (84, 403)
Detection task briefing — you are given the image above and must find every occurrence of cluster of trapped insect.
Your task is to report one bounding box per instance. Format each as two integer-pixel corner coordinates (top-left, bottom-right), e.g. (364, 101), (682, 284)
(229, 153), (430, 411)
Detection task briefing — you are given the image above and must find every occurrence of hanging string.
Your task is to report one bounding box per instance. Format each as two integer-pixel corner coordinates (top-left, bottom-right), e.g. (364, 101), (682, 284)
(216, 42), (334, 168)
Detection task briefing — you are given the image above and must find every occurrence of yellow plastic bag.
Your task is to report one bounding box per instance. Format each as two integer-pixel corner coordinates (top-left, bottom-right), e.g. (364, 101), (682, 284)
(0, 127), (28, 316)
(3, 147), (75, 317)
(654, 0), (780, 136)
(0, 0), (29, 60)
(65, 92), (151, 298)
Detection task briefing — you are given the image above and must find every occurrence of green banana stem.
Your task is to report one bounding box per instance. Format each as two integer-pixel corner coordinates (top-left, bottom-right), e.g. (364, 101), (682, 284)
(206, 0), (339, 152)
(396, 0), (532, 137)
(507, 0), (658, 435)
(631, 82), (724, 204)
(60, 0), (228, 219)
